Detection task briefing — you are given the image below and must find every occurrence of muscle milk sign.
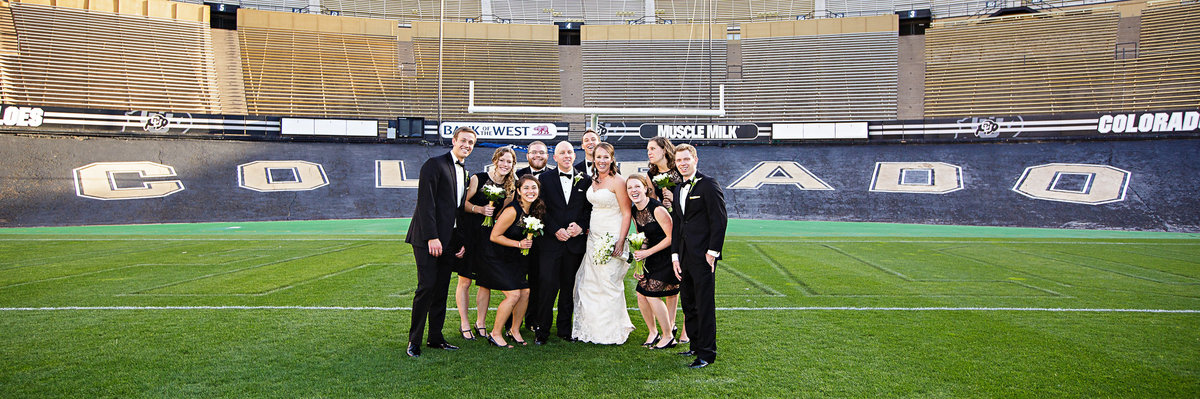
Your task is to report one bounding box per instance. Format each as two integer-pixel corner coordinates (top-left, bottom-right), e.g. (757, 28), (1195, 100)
(639, 124), (758, 140)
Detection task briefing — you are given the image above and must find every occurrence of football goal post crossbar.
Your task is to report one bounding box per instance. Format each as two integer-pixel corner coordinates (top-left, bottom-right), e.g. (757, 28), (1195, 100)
(466, 81), (726, 117)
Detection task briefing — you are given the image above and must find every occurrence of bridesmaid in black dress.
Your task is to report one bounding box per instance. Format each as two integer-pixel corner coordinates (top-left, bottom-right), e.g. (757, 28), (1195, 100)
(480, 174), (545, 348)
(625, 174), (679, 350)
(645, 137), (689, 345)
(456, 147), (516, 340)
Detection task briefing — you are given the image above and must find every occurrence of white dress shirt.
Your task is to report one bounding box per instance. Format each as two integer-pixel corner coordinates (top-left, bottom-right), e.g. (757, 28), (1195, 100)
(558, 169), (573, 203)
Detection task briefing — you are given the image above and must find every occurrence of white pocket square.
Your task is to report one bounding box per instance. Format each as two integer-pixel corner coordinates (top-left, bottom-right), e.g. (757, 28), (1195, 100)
(689, 196), (701, 200)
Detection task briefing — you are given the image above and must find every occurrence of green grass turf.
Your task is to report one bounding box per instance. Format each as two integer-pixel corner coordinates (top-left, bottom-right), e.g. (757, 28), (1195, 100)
(0, 220), (1197, 397)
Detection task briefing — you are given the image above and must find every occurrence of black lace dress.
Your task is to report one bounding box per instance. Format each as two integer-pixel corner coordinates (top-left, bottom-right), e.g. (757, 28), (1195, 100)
(476, 201), (531, 291)
(650, 169), (683, 205)
(633, 198), (679, 297)
(454, 172), (506, 279)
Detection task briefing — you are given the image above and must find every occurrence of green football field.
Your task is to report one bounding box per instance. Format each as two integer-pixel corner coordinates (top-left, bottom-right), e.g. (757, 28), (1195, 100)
(1, 219), (1198, 398)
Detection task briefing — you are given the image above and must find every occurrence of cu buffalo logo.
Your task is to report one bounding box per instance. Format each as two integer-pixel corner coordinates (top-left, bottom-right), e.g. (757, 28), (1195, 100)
(975, 119), (1000, 138)
(533, 125), (551, 136)
(144, 113), (170, 133)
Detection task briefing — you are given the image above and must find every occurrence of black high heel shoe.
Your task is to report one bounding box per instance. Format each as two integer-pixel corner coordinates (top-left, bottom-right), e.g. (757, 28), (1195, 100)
(486, 333), (513, 348)
(505, 330), (528, 346)
(642, 333), (660, 347)
(650, 336), (678, 350)
(460, 328), (476, 341)
(475, 325), (487, 339)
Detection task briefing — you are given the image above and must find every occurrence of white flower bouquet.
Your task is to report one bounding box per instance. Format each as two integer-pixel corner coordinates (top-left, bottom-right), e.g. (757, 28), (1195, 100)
(592, 233), (616, 266)
(480, 185), (507, 227)
(520, 216), (543, 256)
(626, 232), (646, 270)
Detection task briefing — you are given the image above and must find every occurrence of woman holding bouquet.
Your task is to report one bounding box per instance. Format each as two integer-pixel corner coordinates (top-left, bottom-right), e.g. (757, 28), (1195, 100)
(645, 137), (689, 345)
(626, 174), (679, 349)
(480, 174), (545, 347)
(457, 147), (517, 341)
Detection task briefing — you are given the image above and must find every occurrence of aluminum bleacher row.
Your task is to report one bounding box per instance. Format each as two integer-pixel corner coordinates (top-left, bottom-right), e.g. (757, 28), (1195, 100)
(2, 0), (220, 113)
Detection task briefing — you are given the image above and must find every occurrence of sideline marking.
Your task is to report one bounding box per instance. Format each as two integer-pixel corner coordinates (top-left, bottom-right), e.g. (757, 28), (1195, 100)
(0, 306), (1196, 313)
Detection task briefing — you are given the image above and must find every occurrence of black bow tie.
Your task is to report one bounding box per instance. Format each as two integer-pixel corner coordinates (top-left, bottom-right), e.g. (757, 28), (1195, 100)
(454, 160), (465, 167)
(559, 171), (573, 178)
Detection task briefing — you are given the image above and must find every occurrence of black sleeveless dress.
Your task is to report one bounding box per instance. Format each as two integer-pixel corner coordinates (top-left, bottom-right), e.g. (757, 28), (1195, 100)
(476, 201), (531, 291)
(633, 198), (679, 297)
(453, 172), (506, 279)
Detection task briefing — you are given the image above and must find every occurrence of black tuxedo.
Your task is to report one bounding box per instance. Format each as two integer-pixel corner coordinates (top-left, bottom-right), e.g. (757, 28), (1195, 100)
(670, 172), (727, 364)
(532, 168), (592, 339)
(574, 159), (594, 178)
(405, 152), (466, 346)
(515, 165), (549, 178)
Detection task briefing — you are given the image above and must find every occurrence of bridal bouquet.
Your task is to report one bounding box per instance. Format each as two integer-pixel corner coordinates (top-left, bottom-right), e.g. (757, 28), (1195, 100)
(652, 173), (676, 211)
(480, 185), (507, 227)
(626, 232), (646, 270)
(592, 233), (616, 266)
(520, 216), (543, 256)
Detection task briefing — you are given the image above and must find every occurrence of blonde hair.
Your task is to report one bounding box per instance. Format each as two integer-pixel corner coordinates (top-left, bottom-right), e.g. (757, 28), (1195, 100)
(490, 147), (518, 195)
(674, 143), (697, 158)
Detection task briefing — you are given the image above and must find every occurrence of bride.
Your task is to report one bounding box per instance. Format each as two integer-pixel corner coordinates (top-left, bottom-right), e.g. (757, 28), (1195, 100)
(572, 142), (635, 344)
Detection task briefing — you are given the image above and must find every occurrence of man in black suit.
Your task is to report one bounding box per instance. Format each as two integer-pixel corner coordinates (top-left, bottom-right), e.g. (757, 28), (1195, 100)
(572, 128), (600, 178)
(515, 140), (550, 177)
(533, 141), (592, 344)
(670, 143), (727, 369)
(404, 126), (476, 357)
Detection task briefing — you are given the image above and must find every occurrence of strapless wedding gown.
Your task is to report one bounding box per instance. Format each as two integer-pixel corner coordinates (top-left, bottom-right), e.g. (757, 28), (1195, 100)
(571, 186), (634, 344)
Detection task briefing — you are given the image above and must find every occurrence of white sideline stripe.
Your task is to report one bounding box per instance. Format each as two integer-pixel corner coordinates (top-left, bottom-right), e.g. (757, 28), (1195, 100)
(0, 306), (1197, 313)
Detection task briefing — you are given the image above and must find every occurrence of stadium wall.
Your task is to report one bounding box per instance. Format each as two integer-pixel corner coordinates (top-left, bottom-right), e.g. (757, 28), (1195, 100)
(2, 134), (1197, 232)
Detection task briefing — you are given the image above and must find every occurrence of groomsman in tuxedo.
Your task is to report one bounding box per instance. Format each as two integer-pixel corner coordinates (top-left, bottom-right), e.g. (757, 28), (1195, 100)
(515, 140), (550, 177)
(533, 141), (592, 344)
(670, 144), (727, 369)
(573, 128), (600, 178)
(404, 127), (476, 357)
(514, 140), (549, 329)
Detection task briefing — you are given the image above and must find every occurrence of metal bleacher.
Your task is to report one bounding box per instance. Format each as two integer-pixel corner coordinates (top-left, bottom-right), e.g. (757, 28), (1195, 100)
(3, 0), (220, 113)
(923, 7), (1123, 117)
(729, 15), (899, 122)
(580, 24), (726, 123)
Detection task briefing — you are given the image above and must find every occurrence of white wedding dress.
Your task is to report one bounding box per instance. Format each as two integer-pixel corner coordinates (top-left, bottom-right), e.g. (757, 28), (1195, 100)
(571, 186), (634, 344)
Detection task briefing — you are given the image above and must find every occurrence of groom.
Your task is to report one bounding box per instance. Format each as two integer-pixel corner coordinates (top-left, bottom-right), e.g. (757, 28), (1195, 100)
(670, 144), (727, 369)
(532, 141), (592, 344)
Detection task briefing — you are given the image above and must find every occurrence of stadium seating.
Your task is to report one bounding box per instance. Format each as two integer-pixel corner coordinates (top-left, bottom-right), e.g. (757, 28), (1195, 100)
(321, 0), (482, 23)
(1122, 0), (1200, 111)
(923, 7), (1123, 117)
(3, 0), (220, 113)
(237, 9), (409, 118)
(580, 24), (726, 122)
(490, 0), (645, 24)
(409, 21), (562, 122)
(654, 0), (814, 25)
(729, 15), (899, 122)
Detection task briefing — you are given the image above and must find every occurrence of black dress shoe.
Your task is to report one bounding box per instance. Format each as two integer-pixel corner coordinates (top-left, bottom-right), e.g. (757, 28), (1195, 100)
(406, 342), (421, 357)
(676, 350), (694, 356)
(688, 359), (710, 369)
(426, 342), (459, 350)
(534, 338), (547, 345)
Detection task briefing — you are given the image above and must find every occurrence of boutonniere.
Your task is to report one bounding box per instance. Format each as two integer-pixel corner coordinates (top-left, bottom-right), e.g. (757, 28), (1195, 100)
(572, 174), (582, 186)
(686, 177), (700, 191)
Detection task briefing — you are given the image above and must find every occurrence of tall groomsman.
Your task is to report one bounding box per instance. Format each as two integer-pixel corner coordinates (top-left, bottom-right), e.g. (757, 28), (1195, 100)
(533, 141), (592, 344)
(404, 126), (476, 357)
(515, 140), (550, 177)
(670, 144), (727, 369)
(573, 128), (600, 178)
